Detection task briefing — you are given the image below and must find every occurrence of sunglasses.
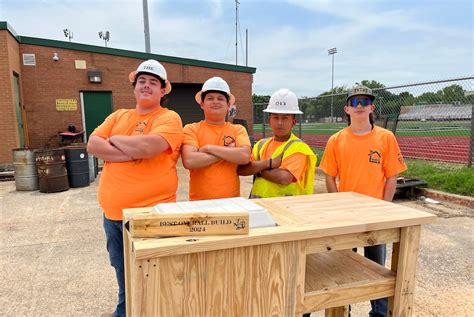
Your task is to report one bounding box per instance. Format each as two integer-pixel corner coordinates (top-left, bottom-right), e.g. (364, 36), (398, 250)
(349, 97), (373, 107)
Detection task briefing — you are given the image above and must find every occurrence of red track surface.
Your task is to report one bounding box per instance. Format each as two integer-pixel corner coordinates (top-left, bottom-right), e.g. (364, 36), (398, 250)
(254, 133), (472, 164)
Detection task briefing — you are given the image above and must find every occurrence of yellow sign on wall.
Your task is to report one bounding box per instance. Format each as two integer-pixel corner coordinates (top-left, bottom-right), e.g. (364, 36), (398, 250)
(56, 99), (78, 111)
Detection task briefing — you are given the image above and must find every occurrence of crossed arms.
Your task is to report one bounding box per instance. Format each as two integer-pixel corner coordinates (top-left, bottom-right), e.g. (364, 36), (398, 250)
(87, 134), (170, 162)
(181, 143), (251, 170)
(237, 155), (294, 185)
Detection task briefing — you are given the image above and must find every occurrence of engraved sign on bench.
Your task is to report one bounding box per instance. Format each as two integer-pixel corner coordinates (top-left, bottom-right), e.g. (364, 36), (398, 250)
(127, 197), (276, 238)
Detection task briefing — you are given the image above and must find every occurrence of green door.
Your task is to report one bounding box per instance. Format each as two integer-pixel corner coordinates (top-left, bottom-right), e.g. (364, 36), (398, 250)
(82, 91), (113, 140)
(13, 74), (25, 148)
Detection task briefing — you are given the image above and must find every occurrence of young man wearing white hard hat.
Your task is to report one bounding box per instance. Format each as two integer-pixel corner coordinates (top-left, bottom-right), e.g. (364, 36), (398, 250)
(319, 84), (407, 317)
(87, 60), (183, 317)
(238, 89), (317, 198)
(181, 76), (251, 200)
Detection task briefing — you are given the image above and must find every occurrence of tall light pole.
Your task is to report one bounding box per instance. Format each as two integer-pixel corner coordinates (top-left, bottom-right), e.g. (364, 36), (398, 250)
(143, 0), (151, 53)
(328, 47), (337, 123)
(235, 0), (240, 65)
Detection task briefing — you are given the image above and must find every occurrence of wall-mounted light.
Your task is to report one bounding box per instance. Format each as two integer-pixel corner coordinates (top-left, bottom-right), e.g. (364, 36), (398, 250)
(52, 53), (59, 62)
(88, 70), (102, 83)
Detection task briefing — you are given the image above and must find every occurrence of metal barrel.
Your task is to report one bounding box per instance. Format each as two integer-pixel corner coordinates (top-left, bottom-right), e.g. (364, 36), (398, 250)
(64, 146), (90, 188)
(88, 153), (95, 183)
(12, 148), (38, 191)
(34, 149), (69, 193)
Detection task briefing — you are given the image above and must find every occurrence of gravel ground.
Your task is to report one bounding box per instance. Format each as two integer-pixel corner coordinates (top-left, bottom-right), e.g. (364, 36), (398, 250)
(0, 163), (472, 316)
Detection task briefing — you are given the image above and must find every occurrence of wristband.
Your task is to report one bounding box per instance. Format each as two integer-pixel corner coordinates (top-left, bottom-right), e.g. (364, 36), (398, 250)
(269, 158), (272, 169)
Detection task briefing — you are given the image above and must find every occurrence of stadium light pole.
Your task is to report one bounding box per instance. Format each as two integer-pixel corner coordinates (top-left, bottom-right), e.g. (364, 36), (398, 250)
(328, 47), (337, 123)
(143, 0), (151, 53)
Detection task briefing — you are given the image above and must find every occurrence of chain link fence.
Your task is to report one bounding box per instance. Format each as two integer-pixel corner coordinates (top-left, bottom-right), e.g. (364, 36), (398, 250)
(253, 77), (474, 166)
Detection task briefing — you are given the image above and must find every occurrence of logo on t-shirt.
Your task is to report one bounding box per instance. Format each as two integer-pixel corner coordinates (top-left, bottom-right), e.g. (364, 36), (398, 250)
(368, 150), (381, 164)
(134, 121), (148, 133)
(398, 152), (404, 164)
(223, 135), (236, 146)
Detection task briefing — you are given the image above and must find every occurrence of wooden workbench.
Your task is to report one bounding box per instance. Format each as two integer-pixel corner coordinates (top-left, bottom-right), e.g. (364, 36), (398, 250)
(123, 192), (436, 316)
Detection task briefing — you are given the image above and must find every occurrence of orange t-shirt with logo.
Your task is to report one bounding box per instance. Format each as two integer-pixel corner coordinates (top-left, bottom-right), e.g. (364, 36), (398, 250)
(183, 121), (251, 200)
(319, 126), (407, 200)
(252, 139), (307, 182)
(91, 107), (183, 220)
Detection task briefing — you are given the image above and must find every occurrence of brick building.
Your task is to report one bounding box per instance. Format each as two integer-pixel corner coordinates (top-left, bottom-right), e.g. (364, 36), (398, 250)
(0, 22), (256, 167)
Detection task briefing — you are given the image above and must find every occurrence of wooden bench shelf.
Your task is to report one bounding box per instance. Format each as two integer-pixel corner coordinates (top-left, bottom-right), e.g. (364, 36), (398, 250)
(304, 250), (396, 312)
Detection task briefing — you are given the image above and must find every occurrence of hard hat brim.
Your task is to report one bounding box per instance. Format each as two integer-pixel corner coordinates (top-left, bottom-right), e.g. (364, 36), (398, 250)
(263, 108), (303, 114)
(195, 90), (236, 106)
(128, 71), (172, 95)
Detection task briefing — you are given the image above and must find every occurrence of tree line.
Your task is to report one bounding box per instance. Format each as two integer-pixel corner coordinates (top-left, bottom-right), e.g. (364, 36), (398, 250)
(253, 81), (473, 123)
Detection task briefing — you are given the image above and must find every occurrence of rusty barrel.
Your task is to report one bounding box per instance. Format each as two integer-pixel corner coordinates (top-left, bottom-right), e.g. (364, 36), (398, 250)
(12, 148), (38, 191)
(34, 149), (69, 193)
(64, 146), (90, 188)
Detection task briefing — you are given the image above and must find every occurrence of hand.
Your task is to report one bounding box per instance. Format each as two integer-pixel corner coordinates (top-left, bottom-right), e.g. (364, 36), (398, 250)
(271, 154), (283, 169)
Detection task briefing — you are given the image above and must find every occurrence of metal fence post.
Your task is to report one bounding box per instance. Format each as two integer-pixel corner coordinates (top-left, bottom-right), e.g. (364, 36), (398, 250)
(298, 114), (302, 139)
(468, 105), (473, 167)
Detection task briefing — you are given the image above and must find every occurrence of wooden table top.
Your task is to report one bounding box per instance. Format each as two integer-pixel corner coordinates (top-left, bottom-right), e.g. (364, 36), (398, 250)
(124, 192), (436, 260)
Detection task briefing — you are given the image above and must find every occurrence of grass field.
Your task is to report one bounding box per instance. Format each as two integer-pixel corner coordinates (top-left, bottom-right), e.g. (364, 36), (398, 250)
(401, 159), (474, 196)
(253, 121), (471, 137)
(310, 147), (473, 196)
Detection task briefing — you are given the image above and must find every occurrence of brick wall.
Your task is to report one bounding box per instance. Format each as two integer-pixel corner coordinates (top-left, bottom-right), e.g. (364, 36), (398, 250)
(0, 30), (22, 166)
(10, 45), (253, 164)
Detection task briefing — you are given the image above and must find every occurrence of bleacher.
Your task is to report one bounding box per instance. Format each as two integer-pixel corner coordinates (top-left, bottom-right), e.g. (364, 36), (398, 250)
(399, 104), (472, 121)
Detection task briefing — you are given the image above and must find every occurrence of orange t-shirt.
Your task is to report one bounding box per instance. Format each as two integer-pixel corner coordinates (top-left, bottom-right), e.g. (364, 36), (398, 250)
(91, 107), (183, 220)
(252, 139), (307, 182)
(183, 121), (251, 200)
(319, 126), (407, 200)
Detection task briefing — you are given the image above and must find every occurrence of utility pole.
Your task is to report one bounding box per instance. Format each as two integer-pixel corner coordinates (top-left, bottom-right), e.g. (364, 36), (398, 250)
(245, 28), (248, 66)
(143, 0), (151, 53)
(235, 0), (240, 65)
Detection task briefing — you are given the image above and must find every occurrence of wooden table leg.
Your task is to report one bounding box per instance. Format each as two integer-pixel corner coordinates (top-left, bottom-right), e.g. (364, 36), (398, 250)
(123, 225), (132, 316)
(388, 225), (421, 317)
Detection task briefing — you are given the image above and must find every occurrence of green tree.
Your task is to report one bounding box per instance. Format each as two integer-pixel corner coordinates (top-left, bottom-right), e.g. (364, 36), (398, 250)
(439, 84), (465, 103)
(252, 94), (270, 123)
(416, 92), (443, 105)
(358, 80), (385, 89)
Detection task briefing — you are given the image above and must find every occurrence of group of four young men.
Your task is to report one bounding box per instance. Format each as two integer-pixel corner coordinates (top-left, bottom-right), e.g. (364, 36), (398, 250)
(87, 60), (406, 317)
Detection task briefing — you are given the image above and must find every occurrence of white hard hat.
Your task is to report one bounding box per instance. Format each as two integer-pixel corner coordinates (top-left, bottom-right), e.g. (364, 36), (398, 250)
(128, 60), (172, 94)
(195, 77), (236, 105)
(263, 89), (302, 114)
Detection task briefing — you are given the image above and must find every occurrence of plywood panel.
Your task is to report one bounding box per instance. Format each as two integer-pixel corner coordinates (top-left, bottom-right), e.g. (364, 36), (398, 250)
(152, 241), (305, 316)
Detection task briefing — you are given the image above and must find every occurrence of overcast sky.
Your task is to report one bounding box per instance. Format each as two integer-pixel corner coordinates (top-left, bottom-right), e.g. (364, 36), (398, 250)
(1, 0), (473, 96)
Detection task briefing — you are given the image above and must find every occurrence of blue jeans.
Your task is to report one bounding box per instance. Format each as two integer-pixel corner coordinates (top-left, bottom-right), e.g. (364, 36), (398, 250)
(348, 244), (388, 317)
(103, 215), (126, 317)
(365, 244), (388, 317)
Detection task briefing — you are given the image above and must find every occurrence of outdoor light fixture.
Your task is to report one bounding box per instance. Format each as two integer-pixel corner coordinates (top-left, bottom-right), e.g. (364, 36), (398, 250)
(52, 53), (59, 61)
(88, 70), (102, 83)
(98, 31), (110, 47)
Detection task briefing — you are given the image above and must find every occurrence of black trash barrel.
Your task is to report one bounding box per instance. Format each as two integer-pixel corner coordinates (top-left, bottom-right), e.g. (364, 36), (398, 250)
(64, 146), (90, 188)
(34, 149), (69, 193)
